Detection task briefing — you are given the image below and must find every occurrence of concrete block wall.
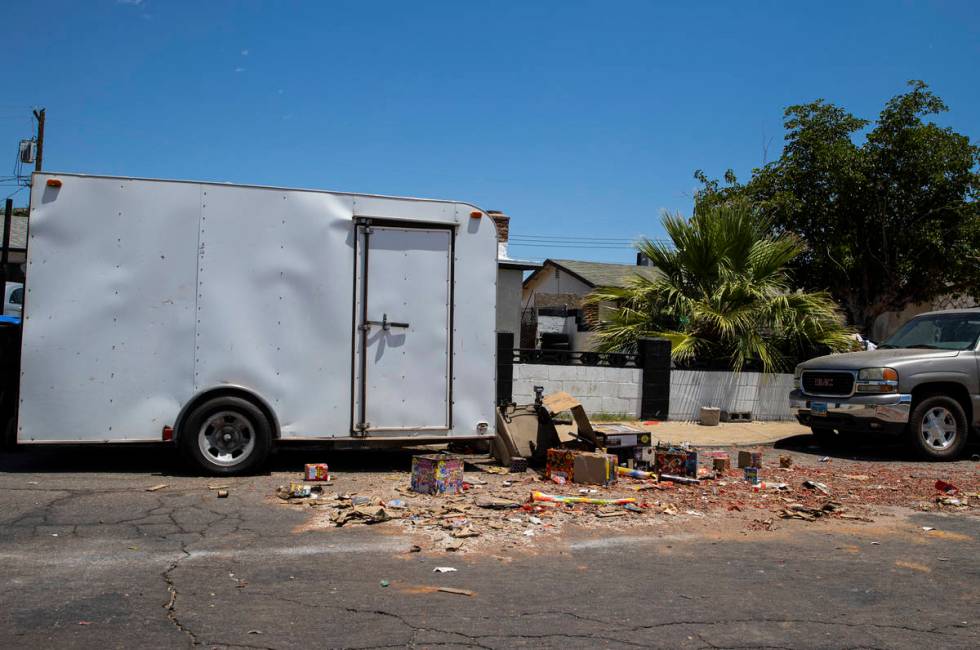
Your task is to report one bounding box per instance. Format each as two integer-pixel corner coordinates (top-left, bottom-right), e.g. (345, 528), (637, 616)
(668, 370), (795, 421)
(511, 365), (796, 422)
(511, 363), (642, 417)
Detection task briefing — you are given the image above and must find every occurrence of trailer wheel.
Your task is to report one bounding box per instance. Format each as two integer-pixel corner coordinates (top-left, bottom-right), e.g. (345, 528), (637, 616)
(179, 396), (272, 475)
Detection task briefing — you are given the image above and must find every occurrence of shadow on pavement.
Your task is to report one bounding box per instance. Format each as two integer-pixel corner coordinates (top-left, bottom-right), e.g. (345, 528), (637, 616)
(775, 432), (980, 463)
(0, 442), (470, 477)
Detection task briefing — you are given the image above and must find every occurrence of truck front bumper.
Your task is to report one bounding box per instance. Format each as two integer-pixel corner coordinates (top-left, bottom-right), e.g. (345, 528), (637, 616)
(789, 390), (911, 434)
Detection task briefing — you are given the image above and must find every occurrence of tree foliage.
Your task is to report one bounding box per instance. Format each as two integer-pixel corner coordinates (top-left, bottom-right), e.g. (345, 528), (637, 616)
(587, 202), (853, 372)
(695, 81), (980, 333)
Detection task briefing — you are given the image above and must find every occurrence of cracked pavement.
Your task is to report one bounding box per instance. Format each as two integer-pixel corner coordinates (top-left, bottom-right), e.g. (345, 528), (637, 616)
(0, 445), (977, 649)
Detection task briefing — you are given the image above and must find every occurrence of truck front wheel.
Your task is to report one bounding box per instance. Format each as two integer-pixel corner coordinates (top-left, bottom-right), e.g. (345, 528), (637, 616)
(909, 395), (968, 461)
(179, 396), (272, 475)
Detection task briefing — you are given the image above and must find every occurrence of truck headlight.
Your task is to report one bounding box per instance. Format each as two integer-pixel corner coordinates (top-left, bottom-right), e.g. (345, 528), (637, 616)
(793, 364), (803, 389)
(856, 367), (898, 393)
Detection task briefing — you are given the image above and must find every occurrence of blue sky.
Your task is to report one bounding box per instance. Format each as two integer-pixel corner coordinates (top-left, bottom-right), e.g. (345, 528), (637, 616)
(2, 0), (978, 262)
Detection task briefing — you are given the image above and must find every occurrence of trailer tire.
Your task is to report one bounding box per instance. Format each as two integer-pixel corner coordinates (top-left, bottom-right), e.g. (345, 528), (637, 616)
(179, 396), (272, 475)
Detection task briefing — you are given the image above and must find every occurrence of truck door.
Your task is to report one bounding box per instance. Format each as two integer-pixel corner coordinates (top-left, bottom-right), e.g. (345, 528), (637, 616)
(352, 221), (453, 434)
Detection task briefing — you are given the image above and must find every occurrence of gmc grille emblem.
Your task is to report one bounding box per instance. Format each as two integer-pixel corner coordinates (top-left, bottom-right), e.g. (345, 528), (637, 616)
(814, 378), (834, 387)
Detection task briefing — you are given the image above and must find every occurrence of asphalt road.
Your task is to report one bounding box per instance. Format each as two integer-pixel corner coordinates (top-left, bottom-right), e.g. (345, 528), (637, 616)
(0, 445), (977, 649)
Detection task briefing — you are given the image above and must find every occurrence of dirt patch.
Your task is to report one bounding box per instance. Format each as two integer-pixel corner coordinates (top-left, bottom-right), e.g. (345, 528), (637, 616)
(272, 448), (979, 554)
(894, 560), (932, 573)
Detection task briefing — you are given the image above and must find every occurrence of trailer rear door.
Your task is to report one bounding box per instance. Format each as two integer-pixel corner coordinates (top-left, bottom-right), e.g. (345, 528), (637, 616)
(353, 223), (452, 433)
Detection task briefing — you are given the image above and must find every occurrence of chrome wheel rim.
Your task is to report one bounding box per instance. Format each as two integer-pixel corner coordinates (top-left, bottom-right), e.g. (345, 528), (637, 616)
(198, 411), (255, 467)
(921, 407), (957, 450)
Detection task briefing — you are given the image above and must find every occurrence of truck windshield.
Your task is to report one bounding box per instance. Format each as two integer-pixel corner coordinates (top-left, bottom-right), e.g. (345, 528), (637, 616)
(880, 313), (980, 351)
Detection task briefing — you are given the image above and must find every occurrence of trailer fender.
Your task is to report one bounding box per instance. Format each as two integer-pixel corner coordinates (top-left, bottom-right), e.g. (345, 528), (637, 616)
(173, 385), (281, 442)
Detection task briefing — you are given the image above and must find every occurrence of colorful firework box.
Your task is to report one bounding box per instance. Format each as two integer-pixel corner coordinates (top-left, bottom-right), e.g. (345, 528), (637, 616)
(304, 463), (330, 481)
(410, 454), (464, 495)
(654, 447), (699, 478)
(545, 448), (578, 484)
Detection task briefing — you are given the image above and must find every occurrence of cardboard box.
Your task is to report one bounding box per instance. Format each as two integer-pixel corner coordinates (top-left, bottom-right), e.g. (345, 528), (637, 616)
(738, 451), (763, 468)
(546, 448), (578, 483)
(572, 451), (618, 486)
(713, 457), (732, 472)
(410, 454), (464, 495)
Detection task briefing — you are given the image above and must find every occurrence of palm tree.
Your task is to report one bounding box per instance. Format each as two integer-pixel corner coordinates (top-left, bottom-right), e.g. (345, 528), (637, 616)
(587, 201), (853, 372)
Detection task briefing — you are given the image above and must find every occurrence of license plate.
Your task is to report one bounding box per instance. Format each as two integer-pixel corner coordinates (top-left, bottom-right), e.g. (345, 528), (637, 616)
(811, 402), (828, 416)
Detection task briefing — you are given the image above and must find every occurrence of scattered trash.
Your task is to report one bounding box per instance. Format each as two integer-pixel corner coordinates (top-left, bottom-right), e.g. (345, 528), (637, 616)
(743, 467), (760, 484)
(818, 456), (831, 463)
(870, 541), (880, 545)
(509, 457), (529, 473)
(616, 466), (654, 480)
(531, 491), (637, 505)
(475, 497), (521, 509)
(624, 503), (644, 513)
(409, 545), (422, 553)
(331, 500), (391, 526)
(445, 540), (464, 551)
(379, 579), (389, 588)
(660, 474), (700, 485)
(437, 587), (474, 597)
(451, 526), (480, 539)
(277, 482), (322, 500)
(387, 499), (407, 510)
(247, 630), (262, 635)
(596, 508), (627, 518)
(216, 489), (229, 499)
(433, 567), (458, 573)
(779, 455), (793, 468)
(528, 516), (543, 525)
(922, 526), (935, 532)
(207, 484), (230, 491)
(523, 529), (535, 537)
(145, 483), (168, 492)
(305, 463), (330, 481)
(802, 480), (832, 496)
(661, 504), (678, 515)
(778, 501), (843, 521)
(78, 621), (92, 626)
(935, 480), (958, 495)
(752, 482), (788, 491)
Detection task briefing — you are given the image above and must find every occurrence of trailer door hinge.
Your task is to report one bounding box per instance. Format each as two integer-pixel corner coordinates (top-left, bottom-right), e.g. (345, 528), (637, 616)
(353, 422), (370, 435)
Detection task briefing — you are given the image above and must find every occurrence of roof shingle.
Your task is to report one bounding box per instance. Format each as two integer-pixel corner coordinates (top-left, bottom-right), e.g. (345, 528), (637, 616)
(543, 258), (660, 288)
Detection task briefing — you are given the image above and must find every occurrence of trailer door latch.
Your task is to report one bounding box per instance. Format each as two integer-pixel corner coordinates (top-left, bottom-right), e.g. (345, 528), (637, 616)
(363, 313), (410, 332)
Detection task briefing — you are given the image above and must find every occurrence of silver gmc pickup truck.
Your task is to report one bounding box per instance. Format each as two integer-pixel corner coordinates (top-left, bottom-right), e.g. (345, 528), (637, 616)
(790, 308), (980, 460)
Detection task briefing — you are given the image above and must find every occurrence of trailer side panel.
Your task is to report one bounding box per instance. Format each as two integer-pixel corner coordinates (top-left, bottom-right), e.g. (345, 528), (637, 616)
(194, 185), (354, 437)
(20, 176), (199, 441)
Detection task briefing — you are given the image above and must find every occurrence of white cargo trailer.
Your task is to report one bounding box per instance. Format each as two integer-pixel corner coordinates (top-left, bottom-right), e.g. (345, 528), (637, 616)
(17, 172), (497, 473)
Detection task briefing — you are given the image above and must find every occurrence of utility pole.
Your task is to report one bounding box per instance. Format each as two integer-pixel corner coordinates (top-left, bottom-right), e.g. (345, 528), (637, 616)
(32, 108), (45, 172)
(0, 199), (11, 315)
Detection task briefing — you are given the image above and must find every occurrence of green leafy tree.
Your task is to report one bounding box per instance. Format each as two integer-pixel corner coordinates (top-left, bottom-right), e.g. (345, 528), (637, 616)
(696, 81), (980, 333)
(588, 202), (853, 372)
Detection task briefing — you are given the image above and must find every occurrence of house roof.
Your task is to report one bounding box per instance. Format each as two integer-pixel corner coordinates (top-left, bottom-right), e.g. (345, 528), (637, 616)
(525, 258), (659, 289)
(0, 208), (28, 251)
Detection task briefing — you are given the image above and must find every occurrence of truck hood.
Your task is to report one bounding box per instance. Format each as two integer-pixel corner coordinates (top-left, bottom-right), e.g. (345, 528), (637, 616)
(799, 348), (960, 371)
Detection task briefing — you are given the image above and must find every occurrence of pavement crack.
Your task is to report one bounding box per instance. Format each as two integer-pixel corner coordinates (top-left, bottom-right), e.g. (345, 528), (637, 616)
(162, 542), (199, 646)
